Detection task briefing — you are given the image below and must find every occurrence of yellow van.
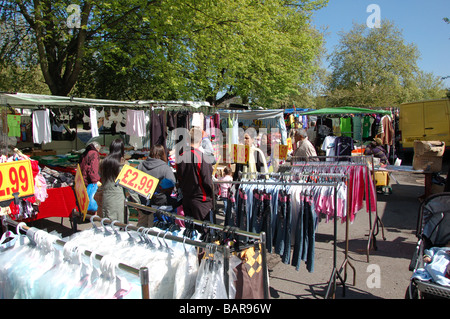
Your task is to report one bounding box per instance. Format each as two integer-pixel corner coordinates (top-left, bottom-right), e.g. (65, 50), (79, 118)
(399, 98), (450, 150)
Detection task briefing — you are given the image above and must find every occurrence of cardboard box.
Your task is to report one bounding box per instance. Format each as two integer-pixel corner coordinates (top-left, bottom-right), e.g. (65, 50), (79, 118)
(413, 155), (443, 172)
(413, 140), (445, 172)
(413, 140), (445, 157)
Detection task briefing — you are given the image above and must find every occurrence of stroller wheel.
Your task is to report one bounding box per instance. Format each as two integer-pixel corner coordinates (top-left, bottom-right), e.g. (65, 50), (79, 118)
(405, 281), (419, 299)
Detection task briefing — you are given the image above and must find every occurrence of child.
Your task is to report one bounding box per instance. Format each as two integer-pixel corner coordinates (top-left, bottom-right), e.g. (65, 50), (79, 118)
(218, 167), (233, 214)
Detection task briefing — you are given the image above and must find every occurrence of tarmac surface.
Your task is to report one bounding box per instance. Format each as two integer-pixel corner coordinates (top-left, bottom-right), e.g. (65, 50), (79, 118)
(27, 158), (449, 300)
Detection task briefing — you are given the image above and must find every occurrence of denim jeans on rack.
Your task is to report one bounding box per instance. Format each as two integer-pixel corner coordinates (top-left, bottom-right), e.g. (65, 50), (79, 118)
(237, 188), (249, 242)
(275, 191), (292, 264)
(292, 199), (316, 272)
(263, 193), (273, 253)
(250, 190), (272, 252)
(251, 189), (264, 234)
(224, 193), (236, 227)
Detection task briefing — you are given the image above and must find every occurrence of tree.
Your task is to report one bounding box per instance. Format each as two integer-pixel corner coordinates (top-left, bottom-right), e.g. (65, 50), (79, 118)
(326, 20), (444, 108)
(1, 0), (327, 105)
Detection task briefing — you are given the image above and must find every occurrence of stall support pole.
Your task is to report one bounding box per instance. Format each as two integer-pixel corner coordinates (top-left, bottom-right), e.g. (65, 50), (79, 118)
(338, 184), (356, 290)
(139, 267), (150, 299)
(324, 185), (346, 299)
(260, 231), (270, 299)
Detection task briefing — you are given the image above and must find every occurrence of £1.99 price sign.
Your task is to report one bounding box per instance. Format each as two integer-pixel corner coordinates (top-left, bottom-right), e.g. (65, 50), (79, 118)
(115, 164), (159, 199)
(233, 144), (249, 164)
(0, 160), (35, 203)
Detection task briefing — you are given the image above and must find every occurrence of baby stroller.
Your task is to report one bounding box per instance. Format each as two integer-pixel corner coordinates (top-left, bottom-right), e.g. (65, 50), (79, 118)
(406, 192), (450, 299)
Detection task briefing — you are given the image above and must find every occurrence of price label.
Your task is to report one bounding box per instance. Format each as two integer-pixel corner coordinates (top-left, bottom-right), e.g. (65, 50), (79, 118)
(74, 164), (89, 220)
(115, 164), (159, 198)
(0, 160), (35, 203)
(279, 145), (288, 160)
(233, 144), (249, 164)
(287, 138), (293, 152)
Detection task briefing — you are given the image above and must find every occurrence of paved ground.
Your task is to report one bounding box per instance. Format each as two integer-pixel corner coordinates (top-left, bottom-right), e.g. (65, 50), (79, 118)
(27, 157), (449, 300)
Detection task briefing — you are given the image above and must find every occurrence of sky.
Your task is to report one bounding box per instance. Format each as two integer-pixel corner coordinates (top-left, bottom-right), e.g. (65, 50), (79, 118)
(311, 0), (450, 88)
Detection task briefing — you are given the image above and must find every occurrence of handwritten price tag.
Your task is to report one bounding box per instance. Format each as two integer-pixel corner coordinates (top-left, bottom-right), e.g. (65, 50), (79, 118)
(287, 138), (293, 152)
(279, 145), (288, 160)
(0, 160), (35, 203)
(74, 164), (89, 220)
(115, 164), (159, 198)
(233, 144), (249, 164)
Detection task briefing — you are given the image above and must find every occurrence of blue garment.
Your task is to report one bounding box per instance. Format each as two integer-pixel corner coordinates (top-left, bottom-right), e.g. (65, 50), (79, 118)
(274, 191), (292, 264)
(292, 199), (317, 272)
(86, 183), (98, 212)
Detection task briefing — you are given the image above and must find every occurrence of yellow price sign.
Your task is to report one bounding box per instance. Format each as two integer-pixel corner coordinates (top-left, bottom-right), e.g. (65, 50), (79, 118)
(233, 144), (249, 164)
(115, 164), (159, 199)
(74, 164), (89, 220)
(0, 160), (35, 203)
(279, 145), (288, 160)
(287, 138), (293, 152)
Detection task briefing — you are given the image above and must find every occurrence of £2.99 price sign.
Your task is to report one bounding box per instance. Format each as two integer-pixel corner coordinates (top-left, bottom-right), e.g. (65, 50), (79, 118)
(115, 164), (159, 199)
(0, 160), (35, 203)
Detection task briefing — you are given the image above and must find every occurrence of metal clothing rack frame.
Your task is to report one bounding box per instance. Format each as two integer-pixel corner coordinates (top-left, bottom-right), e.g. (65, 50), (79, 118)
(289, 155), (386, 262)
(122, 200), (270, 299)
(213, 175), (348, 299)
(1, 216), (151, 299)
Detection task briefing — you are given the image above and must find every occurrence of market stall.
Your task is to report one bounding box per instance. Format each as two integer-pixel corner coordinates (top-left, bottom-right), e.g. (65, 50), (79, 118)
(0, 92), (211, 224)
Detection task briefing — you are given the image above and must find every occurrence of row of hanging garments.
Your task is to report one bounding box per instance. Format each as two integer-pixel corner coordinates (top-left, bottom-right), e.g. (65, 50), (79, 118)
(0, 216), (234, 299)
(28, 107), (221, 149)
(0, 206), (272, 299)
(221, 175), (347, 273)
(288, 160), (377, 222)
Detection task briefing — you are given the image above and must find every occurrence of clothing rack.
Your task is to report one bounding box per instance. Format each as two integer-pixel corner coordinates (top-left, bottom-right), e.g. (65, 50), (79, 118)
(1, 216), (151, 299)
(121, 201), (270, 299)
(213, 175), (349, 299)
(288, 155), (385, 262)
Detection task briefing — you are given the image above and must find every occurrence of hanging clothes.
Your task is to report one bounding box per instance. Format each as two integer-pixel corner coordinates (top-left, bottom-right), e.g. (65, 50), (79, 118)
(126, 109), (146, 137)
(380, 115), (394, 146)
(340, 117), (352, 137)
(32, 109), (52, 144)
(150, 109), (167, 149)
(274, 190), (292, 264)
(352, 115), (363, 141)
(7, 114), (21, 137)
(89, 108), (99, 138)
(334, 136), (354, 158)
(321, 135), (337, 160)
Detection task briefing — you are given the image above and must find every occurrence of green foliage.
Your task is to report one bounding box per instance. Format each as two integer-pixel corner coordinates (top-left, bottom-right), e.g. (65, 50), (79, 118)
(1, 0), (328, 107)
(326, 20), (446, 108)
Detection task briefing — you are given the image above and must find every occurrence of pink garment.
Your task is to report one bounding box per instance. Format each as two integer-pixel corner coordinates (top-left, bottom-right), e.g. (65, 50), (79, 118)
(219, 175), (233, 198)
(365, 168), (377, 213)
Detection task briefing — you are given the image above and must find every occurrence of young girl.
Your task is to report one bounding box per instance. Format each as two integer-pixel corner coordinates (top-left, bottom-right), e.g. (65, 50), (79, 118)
(99, 139), (132, 223)
(218, 166), (233, 213)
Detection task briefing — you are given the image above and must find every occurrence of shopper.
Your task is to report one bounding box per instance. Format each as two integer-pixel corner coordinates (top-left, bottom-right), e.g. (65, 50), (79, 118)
(135, 144), (177, 227)
(218, 166), (233, 214)
(99, 138), (129, 223)
(292, 128), (318, 161)
(79, 141), (101, 187)
(176, 127), (214, 221)
(79, 141), (101, 213)
(233, 129), (268, 180)
(364, 137), (388, 164)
